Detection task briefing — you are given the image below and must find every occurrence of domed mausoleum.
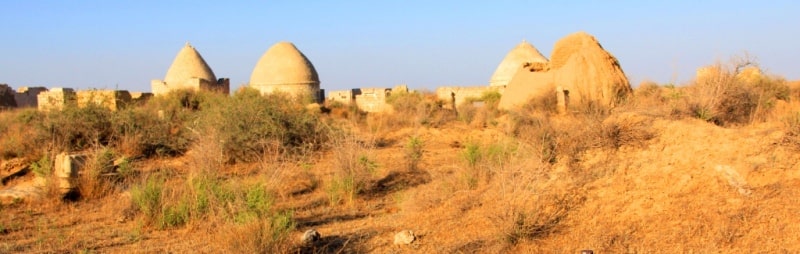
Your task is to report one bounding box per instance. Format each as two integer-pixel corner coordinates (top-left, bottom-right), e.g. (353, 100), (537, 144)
(151, 42), (229, 96)
(249, 41), (322, 102)
(489, 40), (549, 87)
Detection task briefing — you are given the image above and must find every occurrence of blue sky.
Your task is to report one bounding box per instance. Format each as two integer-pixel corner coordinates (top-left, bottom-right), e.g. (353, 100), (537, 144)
(1, 1), (797, 92)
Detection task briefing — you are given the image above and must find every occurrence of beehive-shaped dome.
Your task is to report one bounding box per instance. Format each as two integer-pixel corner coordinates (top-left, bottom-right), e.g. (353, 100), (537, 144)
(489, 40), (549, 87)
(163, 42), (217, 84)
(250, 42), (319, 86)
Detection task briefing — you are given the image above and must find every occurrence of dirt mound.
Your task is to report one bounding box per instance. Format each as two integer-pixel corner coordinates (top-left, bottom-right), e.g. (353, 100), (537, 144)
(499, 32), (632, 110)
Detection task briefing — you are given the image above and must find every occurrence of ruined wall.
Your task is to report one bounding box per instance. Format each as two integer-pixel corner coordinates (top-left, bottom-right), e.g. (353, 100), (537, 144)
(354, 88), (391, 113)
(77, 90), (133, 111)
(0, 84), (17, 109)
(14, 87), (48, 108)
(37, 88), (77, 111)
(130, 92), (154, 106)
(326, 89), (354, 105)
(435, 85), (505, 109)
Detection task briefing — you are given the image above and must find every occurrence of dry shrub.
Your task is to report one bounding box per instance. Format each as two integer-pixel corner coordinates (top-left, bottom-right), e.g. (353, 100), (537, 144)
(782, 112), (800, 149)
(220, 216), (295, 253)
(205, 88), (330, 163)
(680, 56), (790, 126)
(466, 136), (586, 247)
(326, 131), (377, 205)
(37, 104), (114, 153)
(625, 81), (674, 115)
(495, 190), (585, 245)
(635, 80), (663, 98)
(457, 138), (518, 189)
(111, 106), (194, 158)
(74, 148), (118, 200)
(601, 112), (657, 149)
(0, 109), (45, 160)
(457, 91), (503, 127)
(509, 98), (653, 174)
(385, 90), (453, 128)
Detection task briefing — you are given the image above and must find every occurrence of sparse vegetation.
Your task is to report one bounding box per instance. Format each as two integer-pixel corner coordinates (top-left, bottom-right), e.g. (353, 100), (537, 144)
(327, 132), (378, 205)
(30, 154), (52, 178)
(2, 55), (800, 253)
(404, 136), (424, 171)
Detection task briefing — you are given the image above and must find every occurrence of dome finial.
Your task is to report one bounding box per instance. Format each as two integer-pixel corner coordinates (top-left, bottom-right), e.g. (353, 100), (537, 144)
(185, 41), (192, 48)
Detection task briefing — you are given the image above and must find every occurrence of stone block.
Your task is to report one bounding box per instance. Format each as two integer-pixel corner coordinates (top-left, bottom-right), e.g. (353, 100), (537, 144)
(54, 152), (88, 190)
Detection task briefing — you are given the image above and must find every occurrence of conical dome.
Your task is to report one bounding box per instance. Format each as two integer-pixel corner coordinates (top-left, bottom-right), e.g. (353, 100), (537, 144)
(250, 41), (319, 86)
(164, 42), (217, 84)
(489, 40), (549, 87)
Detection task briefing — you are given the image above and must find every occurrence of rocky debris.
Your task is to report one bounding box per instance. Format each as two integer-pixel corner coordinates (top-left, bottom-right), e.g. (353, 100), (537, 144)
(301, 229), (321, 244)
(393, 230), (416, 245)
(1, 158), (29, 185)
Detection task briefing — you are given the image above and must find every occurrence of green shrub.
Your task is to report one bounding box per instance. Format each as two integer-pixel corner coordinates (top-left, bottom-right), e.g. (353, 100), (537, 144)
(404, 136), (424, 171)
(327, 174), (358, 205)
(111, 107), (193, 158)
(30, 155), (53, 178)
(159, 199), (190, 229)
(243, 184), (274, 219)
(462, 142), (481, 169)
(207, 88), (329, 163)
(131, 175), (164, 220)
(39, 104), (113, 152)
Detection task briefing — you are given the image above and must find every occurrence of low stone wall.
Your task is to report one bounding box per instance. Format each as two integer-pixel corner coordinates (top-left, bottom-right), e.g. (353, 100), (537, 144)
(327, 89), (354, 105)
(435, 85), (504, 109)
(354, 88), (391, 113)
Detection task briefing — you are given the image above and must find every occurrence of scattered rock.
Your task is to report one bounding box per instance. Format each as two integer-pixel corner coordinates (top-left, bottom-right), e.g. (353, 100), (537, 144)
(301, 229), (321, 244)
(393, 230), (416, 245)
